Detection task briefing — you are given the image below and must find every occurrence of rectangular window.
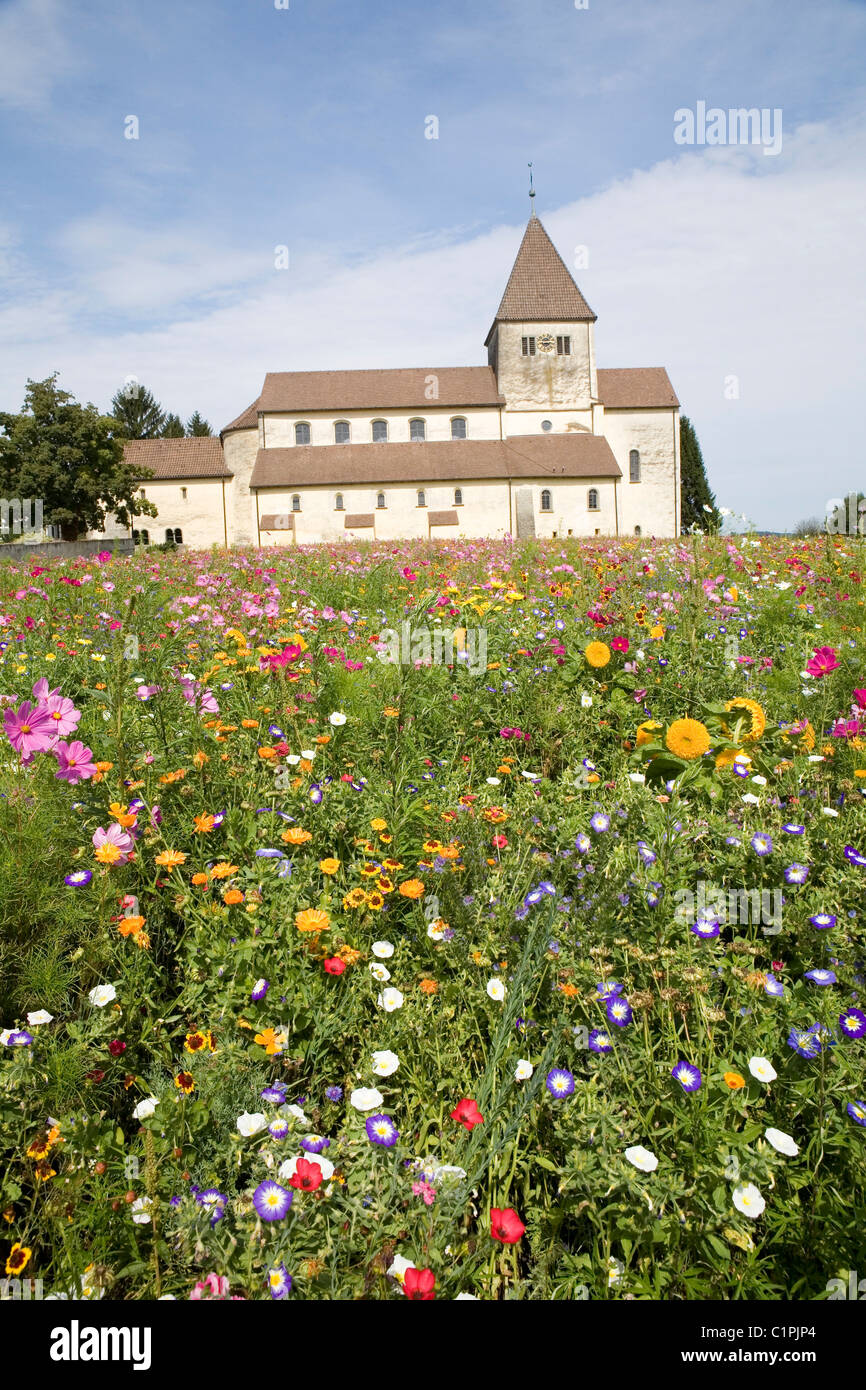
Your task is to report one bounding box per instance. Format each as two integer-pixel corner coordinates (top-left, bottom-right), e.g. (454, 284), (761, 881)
(521, 337), (536, 356)
(556, 336), (571, 355)
(181, 487), (187, 500)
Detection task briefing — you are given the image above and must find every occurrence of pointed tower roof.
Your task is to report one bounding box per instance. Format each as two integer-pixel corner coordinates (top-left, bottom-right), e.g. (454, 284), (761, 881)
(485, 215), (596, 344)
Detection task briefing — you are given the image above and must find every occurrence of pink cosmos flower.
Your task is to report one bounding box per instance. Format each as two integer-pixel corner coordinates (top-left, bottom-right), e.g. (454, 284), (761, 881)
(3, 700), (56, 758)
(610, 636), (629, 653)
(92, 823), (134, 866)
(42, 694), (82, 737)
(54, 739), (97, 783)
(853, 688), (866, 709)
(805, 646), (839, 678)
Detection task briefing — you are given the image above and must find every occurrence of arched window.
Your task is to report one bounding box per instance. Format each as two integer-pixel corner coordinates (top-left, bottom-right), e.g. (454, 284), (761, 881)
(587, 488), (599, 511)
(165, 528), (175, 544)
(417, 489), (426, 508)
(335, 493), (344, 511)
(295, 422), (311, 445)
(140, 529), (149, 545)
(451, 417), (467, 440)
(629, 449), (641, 483)
(454, 487), (463, 506)
(291, 494), (301, 512)
(334, 421), (350, 444)
(376, 492), (386, 509)
(409, 418), (426, 441)
(372, 419), (388, 442)
(540, 489), (552, 512)
(132, 529), (139, 544)
(634, 524), (642, 536)
(174, 528), (183, 545)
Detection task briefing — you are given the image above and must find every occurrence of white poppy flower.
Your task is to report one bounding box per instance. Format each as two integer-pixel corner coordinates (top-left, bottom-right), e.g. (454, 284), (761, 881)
(132, 1097), (158, 1121)
(486, 978), (506, 1001)
(387, 1254), (415, 1284)
(764, 1127), (798, 1156)
(372, 1050), (399, 1077)
(88, 984), (117, 1008)
(236, 1111), (268, 1136)
(455, 1293), (479, 1299)
(300, 749), (316, 760)
(370, 962), (391, 981)
(486, 777), (500, 786)
(26, 1010), (54, 1026)
(131, 1197), (152, 1224)
(372, 941), (394, 958)
(628, 772), (645, 784)
(351, 1086), (384, 1111)
(732, 1182), (765, 1219)
(286, 1103), (310, 1128)
(748, 1056), (777, 1083)
(329, 712), (347, 726)
(378, 987), (404, 1012)
(625, 1145), (658, 1172)
(514, 1059), (533, 1081)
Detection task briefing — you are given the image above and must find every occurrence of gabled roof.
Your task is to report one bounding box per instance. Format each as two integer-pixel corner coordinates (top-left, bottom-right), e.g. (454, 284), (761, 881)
(257, 367), (503, 414)
(485, 215), (596, 343)
(222, 398), (261, 433)
(250, 433), (620, 489)
(123, 437), (231, 480)
(597, 368), (679, 409)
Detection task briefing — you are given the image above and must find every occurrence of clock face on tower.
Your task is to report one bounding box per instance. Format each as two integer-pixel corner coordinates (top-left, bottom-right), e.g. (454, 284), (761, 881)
(536, 332), (556, 353)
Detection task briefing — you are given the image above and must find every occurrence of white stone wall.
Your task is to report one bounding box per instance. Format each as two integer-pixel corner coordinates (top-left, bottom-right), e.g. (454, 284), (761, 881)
(256, 477), (618, 545)
(222, 429), (260, 547)
(503, 409), (594, 435)
(600, 408), (680, 538)
(492, 321), (596, 411)
(88, 478), (228, 548)
(261, 406), (502, 448)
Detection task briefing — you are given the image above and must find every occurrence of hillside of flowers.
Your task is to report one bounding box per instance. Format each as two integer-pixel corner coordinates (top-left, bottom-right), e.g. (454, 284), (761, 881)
(0, 533), (864, 1301)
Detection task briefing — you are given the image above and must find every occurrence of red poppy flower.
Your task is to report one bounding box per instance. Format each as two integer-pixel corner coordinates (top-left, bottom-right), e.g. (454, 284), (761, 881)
(450, 1097), (484, 1130)
(491, 834), (508, 850)
(490, 1207), (525, 1244)
(289, 1157), (323, 1191)
(324, 957), (346, 975)
(403, 1266), (435, 1300)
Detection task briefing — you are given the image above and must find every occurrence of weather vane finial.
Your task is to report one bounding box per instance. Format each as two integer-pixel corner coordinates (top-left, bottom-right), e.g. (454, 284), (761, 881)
(528, 162), (536, 215)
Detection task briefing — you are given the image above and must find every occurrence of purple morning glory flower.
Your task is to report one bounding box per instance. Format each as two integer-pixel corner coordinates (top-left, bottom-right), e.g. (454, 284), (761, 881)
(255, 848), (285, 859)
(301, 1134), (330, 1154)
(784, 863), (809, 885)
(606, 997), (633, 1027)
(268, 1263), (292, 1300)
(691, 918), (721, 939)
(764, 973), (785, 998)
(596, 981), (623, 999)
(782, 823), (805, 835)
(588, 1028), (613, 1053)
(195, 1189), (228, 1225)
(750, 832), (773, 857)
(310, 785), (323, 804)
(590, 814), (610, 834)
(839, 1007), (866, 1040)
(6, 1030), (33, 1046)
(65, 869), (93, 887)
(805, 968), (837, 986)
(252, 1181), (293, 1221)
(671, 1060), (702, 1092)
(546, 1068), (575, 1098)
(575, 834), (591, 854)
(268, 1118), (290, 1140)
(261, 1082), (288, 1103)
(636, 841), (657, 866)
(844, 845), (866, 866)
(810, 913), (837, 929)
(251, 978), (269, 1002)
(366, 1113), (399, 1147)
(787, 1026), (822, 1059)
(847, 1100), (866, 1127)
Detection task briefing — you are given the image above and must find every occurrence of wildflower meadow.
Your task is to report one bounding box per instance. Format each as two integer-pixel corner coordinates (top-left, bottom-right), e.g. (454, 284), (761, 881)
(1, 534), (865, 1304)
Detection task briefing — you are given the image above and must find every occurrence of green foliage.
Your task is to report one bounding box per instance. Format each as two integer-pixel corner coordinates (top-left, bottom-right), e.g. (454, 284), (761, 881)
(680, 415), (720, 532)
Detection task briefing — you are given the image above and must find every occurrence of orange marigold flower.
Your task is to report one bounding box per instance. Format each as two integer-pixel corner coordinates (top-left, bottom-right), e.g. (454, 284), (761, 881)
(223, 888), (244, 905)
(724, 1071), (746, 1090)
(584, 640), (611, 669)
(258, 747), (277, 760)
(282, 827), (312, 845)
(209, 862), (239, 879)
(665, 718), (711, 761)
(383, 707), (400, 717)
(118, 916), (145, 938)
(192, 751), (209, 768)
(242, 719), (259, 729)
(319, 858), (340, 875)
(295, 907), (330, 933)
(558, 982), (580, 998)
(370, 818), (388, 831)
(191, 872), (208, 886)
(254, 1027), (287, 1055)
(155, 849), (187, 872)
(398, 879), (425, 900)
(419, 978), (439, 995)
(193, 814), (216, 833)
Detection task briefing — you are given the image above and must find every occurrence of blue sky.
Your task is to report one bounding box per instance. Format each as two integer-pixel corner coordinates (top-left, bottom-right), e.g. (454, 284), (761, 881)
(2, 0), (865, 529)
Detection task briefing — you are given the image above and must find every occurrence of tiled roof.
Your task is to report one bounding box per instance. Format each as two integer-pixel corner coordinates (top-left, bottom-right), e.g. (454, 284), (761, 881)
(257, 367), (504, 413)
(250, 434), (621, 489)
(597, 368), (679, 409)
(222, 398), (261, 433)
(124, 438), (231, 480)
(486, 216), (596, 343)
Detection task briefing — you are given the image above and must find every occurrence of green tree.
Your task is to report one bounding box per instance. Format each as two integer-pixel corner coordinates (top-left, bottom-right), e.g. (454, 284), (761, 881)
(161, 412), (185, 438)
(110, 381), (165, 439)
(186, 411), (213, 436)
(680, 415), (720, 532)
(0, 375), (158, 542)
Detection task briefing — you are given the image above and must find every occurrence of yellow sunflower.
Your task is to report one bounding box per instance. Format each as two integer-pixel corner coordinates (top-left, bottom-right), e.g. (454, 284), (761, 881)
(665, 718), (711, 760)
(584, 641), (611, 669)
(723, 697), (766, 743)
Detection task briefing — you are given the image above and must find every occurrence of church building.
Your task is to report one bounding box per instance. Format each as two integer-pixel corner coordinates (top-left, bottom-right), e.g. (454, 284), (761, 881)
(111, 213), (680, 548)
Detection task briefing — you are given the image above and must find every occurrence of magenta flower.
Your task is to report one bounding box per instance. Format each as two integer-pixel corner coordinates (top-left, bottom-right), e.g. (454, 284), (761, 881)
(3, 700), (56, 758)
(805, 646), (839, 678)
(853, 688), (866, 709)
(42, 695), (82, 737)
(54, 739), (97, 784)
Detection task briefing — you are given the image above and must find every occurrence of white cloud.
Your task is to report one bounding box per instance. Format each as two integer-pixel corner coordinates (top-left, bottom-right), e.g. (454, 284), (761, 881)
(0, 0), (80, 112)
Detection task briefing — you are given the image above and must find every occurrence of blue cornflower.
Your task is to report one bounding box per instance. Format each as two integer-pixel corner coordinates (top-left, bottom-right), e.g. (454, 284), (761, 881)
(324, 1086), (343, 1103)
